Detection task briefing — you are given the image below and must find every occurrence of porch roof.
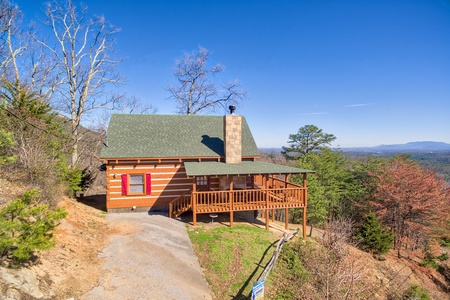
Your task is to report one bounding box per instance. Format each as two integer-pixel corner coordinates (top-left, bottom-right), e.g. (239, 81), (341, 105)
(184, 161), (314, 177)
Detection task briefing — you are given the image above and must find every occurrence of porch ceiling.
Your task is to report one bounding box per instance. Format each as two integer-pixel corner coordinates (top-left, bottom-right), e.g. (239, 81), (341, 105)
(184, 161), (314, 177)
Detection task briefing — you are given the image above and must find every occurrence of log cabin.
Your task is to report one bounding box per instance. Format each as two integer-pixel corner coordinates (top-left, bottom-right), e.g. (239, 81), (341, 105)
(100, 110), (314, 236)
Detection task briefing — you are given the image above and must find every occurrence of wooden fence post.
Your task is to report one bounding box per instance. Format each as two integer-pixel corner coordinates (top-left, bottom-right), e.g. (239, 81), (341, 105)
(285, 208), (289, 230)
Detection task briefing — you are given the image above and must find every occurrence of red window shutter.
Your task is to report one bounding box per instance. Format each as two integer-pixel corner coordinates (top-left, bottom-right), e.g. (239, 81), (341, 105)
(145, 173), (151, 194)
(121, 174), (128, 195)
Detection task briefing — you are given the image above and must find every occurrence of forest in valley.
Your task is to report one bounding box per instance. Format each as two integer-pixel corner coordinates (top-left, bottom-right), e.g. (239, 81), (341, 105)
(257, 125), (450, 299)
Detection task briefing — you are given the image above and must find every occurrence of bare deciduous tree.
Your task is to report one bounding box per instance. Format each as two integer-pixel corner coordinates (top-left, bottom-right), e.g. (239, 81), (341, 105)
(0, 0), (59, 102)
(0, 0), (155, 170)
(38, 0), (124, 167)
(369, 156), (449, 256)
(301, 219), (371, 299)
(0, 0), (21, 80)
(167, 46), (247, 115)
(117, 95), (158, 115)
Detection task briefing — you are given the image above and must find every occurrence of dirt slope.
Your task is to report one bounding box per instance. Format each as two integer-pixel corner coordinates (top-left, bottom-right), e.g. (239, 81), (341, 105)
(0, 197), (111, 299)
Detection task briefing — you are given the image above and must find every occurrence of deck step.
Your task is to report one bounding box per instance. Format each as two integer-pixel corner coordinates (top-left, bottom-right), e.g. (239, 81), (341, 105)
(172, 206), (191, 218)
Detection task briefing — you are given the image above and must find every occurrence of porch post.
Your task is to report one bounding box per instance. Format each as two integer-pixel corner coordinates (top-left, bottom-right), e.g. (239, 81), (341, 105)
(303, 207), (307, 239)
(193, 194), (197, 226)
(229, 181), (234, 227)
(302, 173), (307, 239)
(265, 174), (269, 230)
(193, 180), (197, 226)
(271, 209), (275, 222)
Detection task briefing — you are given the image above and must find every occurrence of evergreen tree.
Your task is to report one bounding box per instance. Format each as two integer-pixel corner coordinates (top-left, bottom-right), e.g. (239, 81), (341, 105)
(282, 125), (336, 160)
(291, 149), (366, 227)
(0, 80), (81, 196)
(0, 189), (67, 267)
(0, 126), (16, 166)
(356, 212), (394, 254)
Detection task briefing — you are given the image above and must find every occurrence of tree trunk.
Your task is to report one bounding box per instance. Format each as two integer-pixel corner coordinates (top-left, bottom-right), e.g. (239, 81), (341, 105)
(71, 123), (78, 168)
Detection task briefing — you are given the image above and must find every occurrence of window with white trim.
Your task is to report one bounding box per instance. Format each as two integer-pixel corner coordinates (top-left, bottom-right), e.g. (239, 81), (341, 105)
(120, 173), (152, 196)
(129, 174), (145, 194)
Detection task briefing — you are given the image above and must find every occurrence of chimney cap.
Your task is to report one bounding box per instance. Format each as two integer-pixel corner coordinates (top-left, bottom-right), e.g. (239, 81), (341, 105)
(229, 105), (236, 115)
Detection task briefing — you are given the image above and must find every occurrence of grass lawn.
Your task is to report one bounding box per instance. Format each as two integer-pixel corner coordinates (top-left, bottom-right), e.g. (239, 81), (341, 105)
(188, 224), (278, 299)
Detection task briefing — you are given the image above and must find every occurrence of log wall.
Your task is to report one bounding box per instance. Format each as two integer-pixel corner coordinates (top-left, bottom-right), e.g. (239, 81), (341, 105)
(105, 158), (220, 211)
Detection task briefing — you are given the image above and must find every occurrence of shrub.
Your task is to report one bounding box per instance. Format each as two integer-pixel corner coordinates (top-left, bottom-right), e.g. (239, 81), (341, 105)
(0, 189), (67, 267)
(355, 212), (394, 254)
(437, 252), (449, 261)
(403, 284), (430, 300)
(55, 155), (82, 195)
(419, 254), (439, 270)
(437, 236), (450, 248)
(268, 240), (310, 299)
(0, 128), (17, 166)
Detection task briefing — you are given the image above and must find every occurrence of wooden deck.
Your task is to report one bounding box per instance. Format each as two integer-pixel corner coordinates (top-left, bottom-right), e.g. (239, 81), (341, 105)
(169, 176), (308, 237)
(193, 188), (306, 213)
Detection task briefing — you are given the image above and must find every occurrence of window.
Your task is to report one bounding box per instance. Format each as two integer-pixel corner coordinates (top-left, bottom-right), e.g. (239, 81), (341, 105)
(121, 173), (152, 195)
(196, 176), (208, 186)
(129, 174), (144, 194)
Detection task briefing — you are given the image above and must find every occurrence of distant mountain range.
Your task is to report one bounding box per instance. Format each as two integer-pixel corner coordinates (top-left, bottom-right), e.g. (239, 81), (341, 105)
(259, 141), (450, 154)
(340, 141), (450, 153)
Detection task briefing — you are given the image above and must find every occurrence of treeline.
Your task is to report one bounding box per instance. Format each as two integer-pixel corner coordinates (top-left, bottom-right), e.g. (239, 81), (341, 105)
(411, 152), (450, 182)
(344, 151), (450, 183)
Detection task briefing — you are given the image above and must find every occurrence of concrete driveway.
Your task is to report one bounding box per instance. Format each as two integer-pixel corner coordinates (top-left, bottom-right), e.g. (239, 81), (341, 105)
(82, 212), (212, 300)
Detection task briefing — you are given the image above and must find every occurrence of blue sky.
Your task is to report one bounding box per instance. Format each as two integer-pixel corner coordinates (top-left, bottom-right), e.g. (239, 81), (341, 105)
(18, 0), (450, 148)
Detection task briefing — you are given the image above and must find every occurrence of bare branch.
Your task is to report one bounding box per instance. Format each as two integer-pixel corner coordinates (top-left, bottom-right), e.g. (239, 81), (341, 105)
(38, 0), (124, 167)
(167, 46), (247, 115)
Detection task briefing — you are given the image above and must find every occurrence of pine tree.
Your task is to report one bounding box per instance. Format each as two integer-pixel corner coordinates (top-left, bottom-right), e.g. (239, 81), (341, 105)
(0, 189), (67, 267)
(0, 126), (16, 166)
(356, 212), (394, 255)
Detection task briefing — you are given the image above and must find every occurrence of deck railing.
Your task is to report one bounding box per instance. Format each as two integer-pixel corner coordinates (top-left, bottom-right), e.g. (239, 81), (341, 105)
(169, 190), (192, 218)
(193, 186), (306, 214)
(255, 175), (304, 190)
(169, 176), (307, 217)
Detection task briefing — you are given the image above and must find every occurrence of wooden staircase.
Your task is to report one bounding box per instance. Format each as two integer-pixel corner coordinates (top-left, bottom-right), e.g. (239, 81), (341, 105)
(169, 190), (192, 218)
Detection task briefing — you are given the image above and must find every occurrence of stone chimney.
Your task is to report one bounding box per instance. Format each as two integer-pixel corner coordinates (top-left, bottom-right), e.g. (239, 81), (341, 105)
(223, 106), (242, 164)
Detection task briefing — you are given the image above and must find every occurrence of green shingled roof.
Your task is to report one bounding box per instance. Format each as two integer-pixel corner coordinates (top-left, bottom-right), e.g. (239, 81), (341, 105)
(100, 114), (260, 159)
(184, 161), (315, 176)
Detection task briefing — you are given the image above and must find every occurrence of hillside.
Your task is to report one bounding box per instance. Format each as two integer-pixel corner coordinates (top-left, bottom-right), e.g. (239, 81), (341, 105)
(267, 228), (450, 299)
(187, 217), (450, 299)
(0, 185), (110, 299)
(1, 187), (449, 299)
